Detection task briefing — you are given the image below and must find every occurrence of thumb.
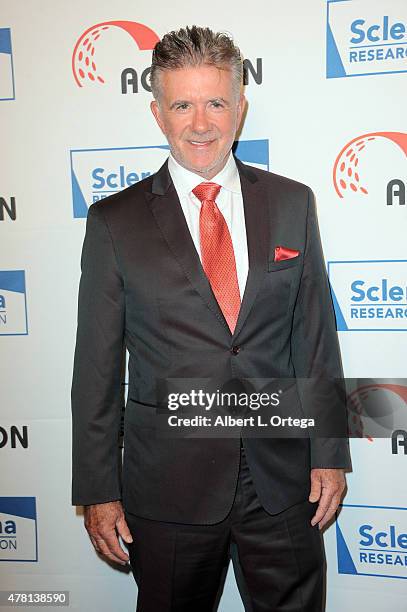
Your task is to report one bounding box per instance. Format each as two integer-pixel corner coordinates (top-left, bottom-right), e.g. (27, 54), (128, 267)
(116, 515), (133, 544)
(309, 472), (322, 503)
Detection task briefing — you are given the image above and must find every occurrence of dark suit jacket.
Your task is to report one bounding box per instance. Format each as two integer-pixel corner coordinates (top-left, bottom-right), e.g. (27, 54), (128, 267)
(71, 156), (351, 524)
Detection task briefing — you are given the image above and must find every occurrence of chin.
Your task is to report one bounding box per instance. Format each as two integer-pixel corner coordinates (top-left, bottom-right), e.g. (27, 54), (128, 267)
(190, 155), (225, 176)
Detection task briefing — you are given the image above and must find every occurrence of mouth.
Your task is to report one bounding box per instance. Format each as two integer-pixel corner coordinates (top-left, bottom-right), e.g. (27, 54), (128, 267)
(188, 140), (215, 148)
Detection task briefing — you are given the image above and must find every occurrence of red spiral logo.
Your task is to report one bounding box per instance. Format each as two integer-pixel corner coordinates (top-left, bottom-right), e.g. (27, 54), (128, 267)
(333, 132), (407, 198)
(72, 21), (160, 87)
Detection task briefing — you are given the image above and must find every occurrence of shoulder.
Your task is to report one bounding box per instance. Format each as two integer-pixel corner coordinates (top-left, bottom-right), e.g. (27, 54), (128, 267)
(238, 160), (312, 198)
(85, 172), (155, 222)
(237, 160), (314, 218)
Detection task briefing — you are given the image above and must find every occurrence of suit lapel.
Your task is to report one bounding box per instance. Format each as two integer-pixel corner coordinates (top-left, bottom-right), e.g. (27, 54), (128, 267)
(232, 157), (269, 340)
(145, 160), (231, 334)
(144, 157), (270, 339)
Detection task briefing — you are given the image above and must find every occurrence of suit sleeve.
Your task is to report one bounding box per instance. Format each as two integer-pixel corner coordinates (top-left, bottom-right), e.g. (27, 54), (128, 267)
(71, 203), (125, 505)
(290, 187), (352, 469)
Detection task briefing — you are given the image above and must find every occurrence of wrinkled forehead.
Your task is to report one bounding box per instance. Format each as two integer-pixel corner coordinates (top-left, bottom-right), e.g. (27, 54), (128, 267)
(157, 64), (239, 102)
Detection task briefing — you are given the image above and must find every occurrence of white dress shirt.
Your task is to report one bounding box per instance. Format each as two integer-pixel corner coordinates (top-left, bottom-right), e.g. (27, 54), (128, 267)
(167, 152), (249, 300)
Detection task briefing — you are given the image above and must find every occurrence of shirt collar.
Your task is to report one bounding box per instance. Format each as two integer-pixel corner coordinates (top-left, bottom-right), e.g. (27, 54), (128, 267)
(168, 151), (241, 197)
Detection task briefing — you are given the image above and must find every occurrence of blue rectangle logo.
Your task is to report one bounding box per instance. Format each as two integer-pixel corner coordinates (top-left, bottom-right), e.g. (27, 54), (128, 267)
(328, 260), (407, 331)
(0, 497), (38, 562)
(327, 0), (407, 78)
(336, 504), (407, 579)
(0, 28), (15, 100)
(0, 270), (28, 336)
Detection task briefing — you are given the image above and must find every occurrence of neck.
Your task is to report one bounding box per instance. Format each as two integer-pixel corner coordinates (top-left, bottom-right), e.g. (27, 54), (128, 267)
(178, 152), (231, 180)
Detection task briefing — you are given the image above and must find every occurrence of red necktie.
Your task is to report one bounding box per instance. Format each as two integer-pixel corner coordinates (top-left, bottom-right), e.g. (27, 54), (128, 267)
(192, 182), (241, 333)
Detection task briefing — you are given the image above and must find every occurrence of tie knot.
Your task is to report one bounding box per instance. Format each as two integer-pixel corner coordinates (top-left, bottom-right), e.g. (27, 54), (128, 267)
(192, 182), (221, 203)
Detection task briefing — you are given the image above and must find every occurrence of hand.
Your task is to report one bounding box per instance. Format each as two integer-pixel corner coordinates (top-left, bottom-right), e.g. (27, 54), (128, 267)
(84, 500), (133, 565)
(309, 468), (346, 530)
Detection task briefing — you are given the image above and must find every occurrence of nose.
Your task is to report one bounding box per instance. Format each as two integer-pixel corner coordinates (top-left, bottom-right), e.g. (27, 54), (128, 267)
(190, 106), (211, 134)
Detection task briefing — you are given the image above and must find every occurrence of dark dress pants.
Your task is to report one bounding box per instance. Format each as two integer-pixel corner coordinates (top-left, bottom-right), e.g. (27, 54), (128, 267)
(124, 442), (325, 612)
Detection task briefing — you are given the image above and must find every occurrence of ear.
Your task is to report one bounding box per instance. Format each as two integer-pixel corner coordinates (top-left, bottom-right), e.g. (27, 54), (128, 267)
(150, 100), (165, 133)
(237, 93), (246, 126)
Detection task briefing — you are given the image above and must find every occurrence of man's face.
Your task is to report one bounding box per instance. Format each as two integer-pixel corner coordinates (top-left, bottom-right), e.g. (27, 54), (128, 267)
(150, 64), (245, 179)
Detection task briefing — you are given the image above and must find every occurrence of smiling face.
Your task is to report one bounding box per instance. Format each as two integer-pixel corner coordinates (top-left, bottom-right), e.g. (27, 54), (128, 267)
(150, 64), (245, 179)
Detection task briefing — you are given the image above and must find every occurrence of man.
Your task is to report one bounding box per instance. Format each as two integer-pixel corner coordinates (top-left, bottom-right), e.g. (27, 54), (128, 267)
(71, 25), (351, 611)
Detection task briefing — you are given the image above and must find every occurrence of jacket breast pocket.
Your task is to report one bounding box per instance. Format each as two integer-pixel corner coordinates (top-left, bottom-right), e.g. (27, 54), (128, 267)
(267, 253), (303, 272)
(256, 254), (303, 319)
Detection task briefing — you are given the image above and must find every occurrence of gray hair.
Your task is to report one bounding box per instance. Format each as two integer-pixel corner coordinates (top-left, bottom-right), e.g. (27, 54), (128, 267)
(150, 25), (243, 101)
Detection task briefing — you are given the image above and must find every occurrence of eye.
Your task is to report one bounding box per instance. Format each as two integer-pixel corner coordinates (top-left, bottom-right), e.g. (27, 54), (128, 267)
(175, 102), (189, 111)
(210, 100), (224, 109)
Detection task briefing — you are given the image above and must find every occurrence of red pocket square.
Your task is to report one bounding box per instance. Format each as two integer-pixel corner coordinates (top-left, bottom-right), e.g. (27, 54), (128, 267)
(274, 246), (300, 262)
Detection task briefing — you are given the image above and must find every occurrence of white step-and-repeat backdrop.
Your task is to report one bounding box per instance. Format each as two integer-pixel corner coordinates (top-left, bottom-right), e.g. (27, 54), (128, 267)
(1, 0), (406, 610)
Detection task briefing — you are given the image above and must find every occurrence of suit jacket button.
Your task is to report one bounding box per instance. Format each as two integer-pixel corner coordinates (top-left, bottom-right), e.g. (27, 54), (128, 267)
(231, 346), (241, 355)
